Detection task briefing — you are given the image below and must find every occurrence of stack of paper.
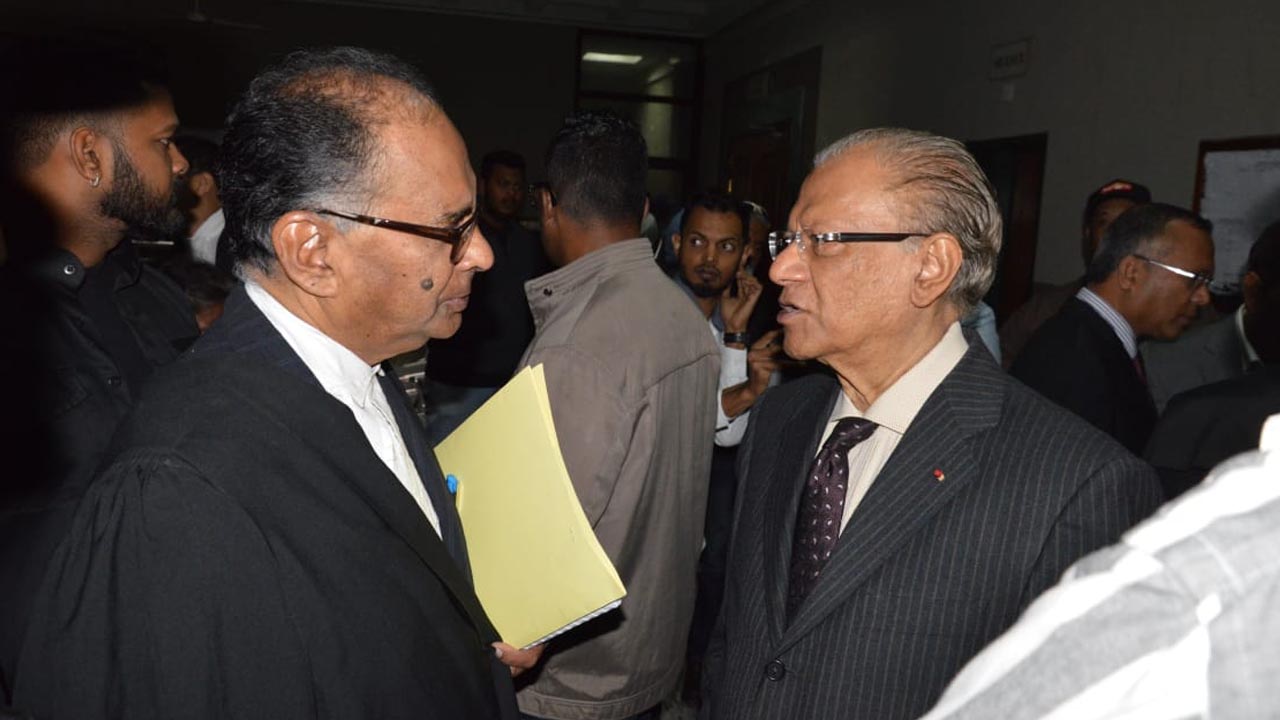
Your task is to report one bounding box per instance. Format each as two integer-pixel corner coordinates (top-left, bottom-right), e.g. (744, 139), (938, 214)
(434, 365), (626, 649)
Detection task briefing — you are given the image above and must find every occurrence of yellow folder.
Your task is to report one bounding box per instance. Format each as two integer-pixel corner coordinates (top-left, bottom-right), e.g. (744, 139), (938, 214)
(434, 364), (626, 649)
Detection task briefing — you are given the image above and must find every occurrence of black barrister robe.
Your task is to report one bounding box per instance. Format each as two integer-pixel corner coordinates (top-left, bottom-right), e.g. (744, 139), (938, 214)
(12, 289), (517, 719)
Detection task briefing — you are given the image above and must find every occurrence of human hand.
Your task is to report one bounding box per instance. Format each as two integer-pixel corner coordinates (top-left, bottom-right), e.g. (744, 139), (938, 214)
(720, 271), (763, 335)
(493, 641), (545, 677)
(746, 329), (783, 393)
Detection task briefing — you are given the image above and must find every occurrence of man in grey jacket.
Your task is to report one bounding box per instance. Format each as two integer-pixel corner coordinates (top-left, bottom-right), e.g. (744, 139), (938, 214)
(517, 110), (720, 719)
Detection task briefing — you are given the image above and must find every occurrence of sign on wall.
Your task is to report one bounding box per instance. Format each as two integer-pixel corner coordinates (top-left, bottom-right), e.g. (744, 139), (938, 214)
(990, 39), (1031, 80)
(1195, 137), (1280, 291)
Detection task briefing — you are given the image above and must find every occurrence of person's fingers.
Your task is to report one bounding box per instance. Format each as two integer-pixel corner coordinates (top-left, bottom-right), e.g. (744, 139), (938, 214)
(493, 641), (544, 676)
(751, 329), (782, 349)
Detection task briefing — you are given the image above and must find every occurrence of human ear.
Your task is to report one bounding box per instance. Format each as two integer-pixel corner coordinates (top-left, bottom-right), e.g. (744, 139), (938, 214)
(192, 171), (216, 199)
(1115, 255), (1143, 292)
(271, 211), (338, 298)
(910, 233), (963, 308)
(69, 126), (108, 187)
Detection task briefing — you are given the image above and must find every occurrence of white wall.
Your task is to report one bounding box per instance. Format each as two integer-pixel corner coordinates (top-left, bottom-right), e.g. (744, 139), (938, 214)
(703, 0), (1280, 283)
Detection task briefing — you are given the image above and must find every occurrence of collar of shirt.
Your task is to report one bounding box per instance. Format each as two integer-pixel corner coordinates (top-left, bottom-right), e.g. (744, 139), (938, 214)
(1235, 305), (1261, 365)
(827, 322), (970, 437)
(525, 238), (655, 329)
(27, 247), (89, 293)
(189, 208), (225, 264)
(1076, 286), (1138, 358)
(244, 280), (385, 408)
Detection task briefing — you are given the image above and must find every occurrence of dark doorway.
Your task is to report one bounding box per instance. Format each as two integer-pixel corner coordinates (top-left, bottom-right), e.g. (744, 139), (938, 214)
(718, 47), (821, 227)
(724, 124), (791, 226)
(967, 133), (1048, 323)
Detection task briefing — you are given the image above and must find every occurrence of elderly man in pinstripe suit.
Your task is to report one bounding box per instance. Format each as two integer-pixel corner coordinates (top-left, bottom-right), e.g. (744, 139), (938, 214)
(700, 128), (1162, 720)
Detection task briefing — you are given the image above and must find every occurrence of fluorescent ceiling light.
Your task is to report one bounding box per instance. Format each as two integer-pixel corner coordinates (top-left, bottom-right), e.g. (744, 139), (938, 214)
(583, 52), (643, 65)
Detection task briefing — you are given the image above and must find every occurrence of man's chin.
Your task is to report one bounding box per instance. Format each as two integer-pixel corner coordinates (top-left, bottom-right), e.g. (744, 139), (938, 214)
(686, 281), (724, 299)
(426, 315), (463, 341)
(128, 209), (188, 242)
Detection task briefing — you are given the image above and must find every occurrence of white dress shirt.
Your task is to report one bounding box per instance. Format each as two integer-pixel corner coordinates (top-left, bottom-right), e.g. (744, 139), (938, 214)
(821, 322), (970, 532)
(711, 319), (750, 446)
(1235, 305), (1261, 365)
(245, 280), (442, 536)
(709, 319), (781, 447)
(189, 208), (225, 265)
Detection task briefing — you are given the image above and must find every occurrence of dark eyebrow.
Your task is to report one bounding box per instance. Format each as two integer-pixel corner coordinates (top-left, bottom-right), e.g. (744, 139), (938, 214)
(437, 205), (474, 226)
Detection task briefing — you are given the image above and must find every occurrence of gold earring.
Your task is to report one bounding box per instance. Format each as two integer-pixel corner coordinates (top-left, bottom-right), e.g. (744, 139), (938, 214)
(90, 175), (101, 188)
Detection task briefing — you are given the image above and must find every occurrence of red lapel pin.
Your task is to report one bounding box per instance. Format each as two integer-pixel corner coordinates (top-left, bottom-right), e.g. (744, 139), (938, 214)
(933, 468), (946, 482)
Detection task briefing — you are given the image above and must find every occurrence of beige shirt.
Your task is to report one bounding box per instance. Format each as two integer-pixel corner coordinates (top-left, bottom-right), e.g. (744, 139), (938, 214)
(820, 322), (969, 532)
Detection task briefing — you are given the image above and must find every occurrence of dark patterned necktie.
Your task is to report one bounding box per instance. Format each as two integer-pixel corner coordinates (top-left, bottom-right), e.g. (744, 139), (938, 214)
(1132, 355), (1148, 385)
(787, 417), (878, 620)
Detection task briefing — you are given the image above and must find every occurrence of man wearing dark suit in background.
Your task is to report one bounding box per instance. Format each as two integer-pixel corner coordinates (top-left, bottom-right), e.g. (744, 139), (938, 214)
(999, 179), (1151, 368)
(1146, 227), (1280, 498)
(12, 47), (536, 719)
(701, 128), (1161, 720)
(423, 149), (549, 446)
(1143, 219), (1280, 412)
(1014, 203), (1215, 455)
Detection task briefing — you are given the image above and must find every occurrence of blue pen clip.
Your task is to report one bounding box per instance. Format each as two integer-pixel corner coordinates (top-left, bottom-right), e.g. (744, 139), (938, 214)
(446, 474), (459, 495)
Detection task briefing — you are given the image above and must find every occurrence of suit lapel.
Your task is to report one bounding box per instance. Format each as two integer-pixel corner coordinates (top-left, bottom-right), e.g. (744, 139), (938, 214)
(199, 288), (498, 641)
(778, 345), (1004, 651)
(378, 370), (471, 574)
(761, 375), (840, 642)
(299, 392), (498, 641)
(1070, 299), (1157, 419)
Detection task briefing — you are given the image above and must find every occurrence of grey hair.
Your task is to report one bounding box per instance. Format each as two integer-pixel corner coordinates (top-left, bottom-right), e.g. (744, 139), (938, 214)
(814, 128), (1002, 314)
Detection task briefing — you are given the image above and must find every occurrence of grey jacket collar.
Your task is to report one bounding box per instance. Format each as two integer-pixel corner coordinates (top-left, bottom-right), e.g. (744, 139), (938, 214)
(525, 237), (654, 330)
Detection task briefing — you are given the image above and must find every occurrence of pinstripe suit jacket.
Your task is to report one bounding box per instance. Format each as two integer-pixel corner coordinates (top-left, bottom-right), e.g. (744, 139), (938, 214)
(701, 338), (1162, 720)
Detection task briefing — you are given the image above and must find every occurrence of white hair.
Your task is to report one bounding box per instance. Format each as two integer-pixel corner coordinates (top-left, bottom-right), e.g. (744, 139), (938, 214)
(815, 127), (1003, 314)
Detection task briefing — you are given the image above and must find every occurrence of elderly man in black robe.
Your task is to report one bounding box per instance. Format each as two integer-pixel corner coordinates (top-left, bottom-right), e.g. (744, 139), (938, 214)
(11, 47), (538, 719)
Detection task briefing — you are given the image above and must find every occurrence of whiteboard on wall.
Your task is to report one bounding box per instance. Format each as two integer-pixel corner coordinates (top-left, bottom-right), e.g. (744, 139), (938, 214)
(1194, 136), (1280, 292)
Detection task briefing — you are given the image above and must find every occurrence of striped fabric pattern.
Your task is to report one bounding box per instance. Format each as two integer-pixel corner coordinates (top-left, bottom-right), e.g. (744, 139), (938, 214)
(701, 340), (1163, 720)
(923, 416), (1280, 720)
(1076, 287), (1138, 358)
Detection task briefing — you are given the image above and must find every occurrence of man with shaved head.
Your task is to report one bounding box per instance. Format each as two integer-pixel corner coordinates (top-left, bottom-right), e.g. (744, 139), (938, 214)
(12, 47), (531, 719)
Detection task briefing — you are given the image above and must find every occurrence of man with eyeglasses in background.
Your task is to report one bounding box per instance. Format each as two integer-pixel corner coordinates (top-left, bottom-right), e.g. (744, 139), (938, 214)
(1014, 203), (1215, 456)
(12, 47), (538, 719)
(700, 128), (1160, 720)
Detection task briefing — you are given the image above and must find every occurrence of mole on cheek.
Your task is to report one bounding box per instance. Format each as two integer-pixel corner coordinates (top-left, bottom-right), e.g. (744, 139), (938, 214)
(420, 279), (434, 291)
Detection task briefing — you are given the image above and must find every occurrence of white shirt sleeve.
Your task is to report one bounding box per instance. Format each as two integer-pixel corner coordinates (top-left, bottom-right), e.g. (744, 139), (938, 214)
(714, 345), (750, 447)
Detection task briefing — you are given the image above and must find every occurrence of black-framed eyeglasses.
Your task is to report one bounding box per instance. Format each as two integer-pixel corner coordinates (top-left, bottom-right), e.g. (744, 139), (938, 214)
(767, 230), (930, 260)
(1132, 253), (1213, 292)
(316, 208), (477, 264)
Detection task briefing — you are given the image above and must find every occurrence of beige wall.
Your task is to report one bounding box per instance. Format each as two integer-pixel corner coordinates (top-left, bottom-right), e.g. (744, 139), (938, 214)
(702, 0), (1280, 283)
